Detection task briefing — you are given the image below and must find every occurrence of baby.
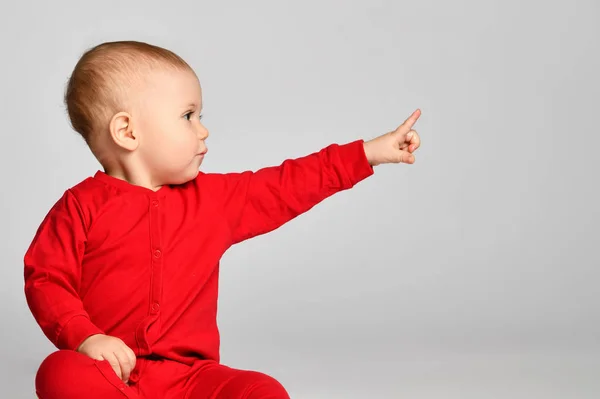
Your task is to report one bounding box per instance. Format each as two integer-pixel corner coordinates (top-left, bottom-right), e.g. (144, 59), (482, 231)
(24, 40), (421, 399)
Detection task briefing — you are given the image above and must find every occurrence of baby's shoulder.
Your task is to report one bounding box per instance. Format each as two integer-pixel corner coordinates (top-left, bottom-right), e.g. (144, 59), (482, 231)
(67, 176), (111, 206)
(59, 176), (120, 227)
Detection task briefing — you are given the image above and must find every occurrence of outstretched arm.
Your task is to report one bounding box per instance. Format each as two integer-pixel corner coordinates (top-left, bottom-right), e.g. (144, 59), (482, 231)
(207, 139), (374, 246)
(204, 108), (422, 246)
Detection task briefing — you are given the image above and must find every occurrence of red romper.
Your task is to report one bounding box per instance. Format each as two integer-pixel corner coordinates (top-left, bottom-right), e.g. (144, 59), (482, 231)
(24, 140), (374, 398)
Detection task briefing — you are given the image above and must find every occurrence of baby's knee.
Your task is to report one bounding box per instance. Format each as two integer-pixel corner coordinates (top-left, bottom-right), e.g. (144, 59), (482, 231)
(36, 350), (94, 398)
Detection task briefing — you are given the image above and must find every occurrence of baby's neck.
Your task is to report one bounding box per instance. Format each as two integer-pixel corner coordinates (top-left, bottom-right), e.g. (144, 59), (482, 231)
(103, 160), (163, 192)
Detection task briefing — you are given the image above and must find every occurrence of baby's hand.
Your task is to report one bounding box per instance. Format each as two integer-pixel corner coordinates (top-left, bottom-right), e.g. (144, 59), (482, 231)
(77, 334), (137, 384)
(363, 109), (422, 166)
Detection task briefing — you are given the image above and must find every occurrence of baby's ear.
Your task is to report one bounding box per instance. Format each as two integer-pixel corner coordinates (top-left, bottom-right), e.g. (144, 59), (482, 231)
(109, 112), (138, 151)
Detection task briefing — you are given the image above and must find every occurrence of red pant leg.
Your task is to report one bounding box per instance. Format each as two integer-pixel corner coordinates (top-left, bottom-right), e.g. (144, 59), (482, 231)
(36, 350), (140, 399)
(185, 361), (290, 399)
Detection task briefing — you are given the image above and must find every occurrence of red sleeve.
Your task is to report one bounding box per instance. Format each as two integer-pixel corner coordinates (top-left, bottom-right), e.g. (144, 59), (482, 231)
(24, 189), (104, 350)
(211, 139), (374, 245)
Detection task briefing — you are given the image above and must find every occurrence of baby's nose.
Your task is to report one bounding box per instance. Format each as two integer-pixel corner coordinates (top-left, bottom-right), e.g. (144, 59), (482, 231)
(197, 125), (209, 140)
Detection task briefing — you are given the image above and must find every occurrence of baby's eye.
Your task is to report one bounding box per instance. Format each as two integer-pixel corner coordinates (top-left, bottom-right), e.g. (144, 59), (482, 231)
(184, 112), (204, 121)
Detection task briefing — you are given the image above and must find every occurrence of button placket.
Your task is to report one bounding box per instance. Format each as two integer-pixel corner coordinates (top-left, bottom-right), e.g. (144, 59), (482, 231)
(148, 195), (163, 319)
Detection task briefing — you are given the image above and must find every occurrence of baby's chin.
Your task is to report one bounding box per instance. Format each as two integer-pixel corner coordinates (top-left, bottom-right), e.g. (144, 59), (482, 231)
(163, 156), (204, 185)
(163, 168), (199, 187)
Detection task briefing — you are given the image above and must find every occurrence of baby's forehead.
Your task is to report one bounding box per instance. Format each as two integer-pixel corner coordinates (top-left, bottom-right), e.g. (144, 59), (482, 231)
(110, 62), (193, 93)
(121, 62), (183, 85)
(139, 66), (200, 93)
(124, 66), (202, 110)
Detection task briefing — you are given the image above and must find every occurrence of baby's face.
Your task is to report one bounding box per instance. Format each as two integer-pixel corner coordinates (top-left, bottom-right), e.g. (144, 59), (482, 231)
(134, 67), (209, 185)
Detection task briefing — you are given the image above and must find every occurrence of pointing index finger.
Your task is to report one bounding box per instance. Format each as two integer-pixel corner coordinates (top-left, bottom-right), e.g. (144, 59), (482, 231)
(395, 109), (421, 136)
(402, 109), (421, 130)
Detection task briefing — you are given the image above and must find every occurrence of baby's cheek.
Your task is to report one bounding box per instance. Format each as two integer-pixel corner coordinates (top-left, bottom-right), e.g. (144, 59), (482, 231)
(185, 133), (200, 152)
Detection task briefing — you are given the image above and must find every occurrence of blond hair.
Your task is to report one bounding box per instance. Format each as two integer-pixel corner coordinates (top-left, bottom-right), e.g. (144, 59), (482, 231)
(64, 40), (192, 147)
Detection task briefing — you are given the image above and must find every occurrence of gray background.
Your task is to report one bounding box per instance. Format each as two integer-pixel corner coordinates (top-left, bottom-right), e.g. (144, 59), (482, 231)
(1, 0), (599, 398)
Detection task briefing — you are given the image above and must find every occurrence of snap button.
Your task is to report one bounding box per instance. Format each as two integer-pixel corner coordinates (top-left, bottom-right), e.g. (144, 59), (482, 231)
(153, 249), (161, 258)
(152, 302), (160, 312)
(152, 200), (159, 207)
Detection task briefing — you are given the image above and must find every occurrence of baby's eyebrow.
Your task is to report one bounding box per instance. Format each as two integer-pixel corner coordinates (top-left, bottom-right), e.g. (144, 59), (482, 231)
(182, 102), (202, 111)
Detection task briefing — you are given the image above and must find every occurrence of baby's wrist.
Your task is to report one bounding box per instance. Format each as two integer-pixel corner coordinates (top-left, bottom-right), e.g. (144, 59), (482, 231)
(363, 140), (377, 166)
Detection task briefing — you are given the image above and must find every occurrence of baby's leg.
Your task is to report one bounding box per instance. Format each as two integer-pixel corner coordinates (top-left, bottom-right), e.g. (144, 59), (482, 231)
(35, 350), (140, 399)
(185, 362), (290, 399)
